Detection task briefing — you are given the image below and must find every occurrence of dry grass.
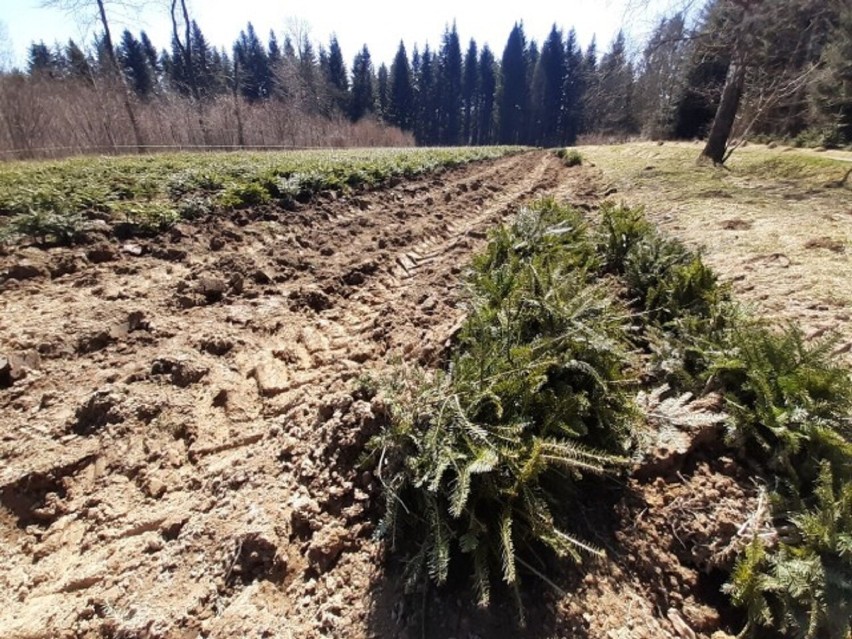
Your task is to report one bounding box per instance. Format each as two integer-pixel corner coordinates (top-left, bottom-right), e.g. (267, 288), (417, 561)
(0, 75), (414, 160)
(579, 141), (852, 359)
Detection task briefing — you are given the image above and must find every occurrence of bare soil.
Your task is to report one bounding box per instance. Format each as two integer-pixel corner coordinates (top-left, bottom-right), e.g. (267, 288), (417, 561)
(1, 150), (755, 639)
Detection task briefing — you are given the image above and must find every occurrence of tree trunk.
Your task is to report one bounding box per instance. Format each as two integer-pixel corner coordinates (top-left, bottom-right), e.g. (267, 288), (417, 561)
(233, 60), (246, 147)
(699, 60), (746, 165)
(171, 0), (210, 146)
(96, 0), (144, 152)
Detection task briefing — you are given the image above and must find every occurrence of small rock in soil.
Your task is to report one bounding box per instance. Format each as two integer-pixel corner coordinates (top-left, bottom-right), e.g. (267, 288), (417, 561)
(86, 244), (118, 264)
(4, 260), (48, 281)
(151, 247), (187, 262)
(77, 329), (113, 354)
(297, 286), (333, 312)
(289, 494), (321, 539)
(251, 362), (290, 398)
(0, 355), (11, 388)
(306, 524), (348, 573)
(121, 242), (144, 256)
(197, 276), (228, 303)
(49, 255), (83, 278)
(73, 386), (126, 434)
(1, 351), (42, 385)
(198, 336), (234, 356)
(151, 356), (209, 387)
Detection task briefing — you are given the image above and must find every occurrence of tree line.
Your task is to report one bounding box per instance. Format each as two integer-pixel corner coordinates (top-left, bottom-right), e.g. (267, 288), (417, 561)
(7, 0), (852, 158)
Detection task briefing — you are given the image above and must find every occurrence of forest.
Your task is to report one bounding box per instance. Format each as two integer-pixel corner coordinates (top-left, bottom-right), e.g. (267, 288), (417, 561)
(0, 0), (850, 160)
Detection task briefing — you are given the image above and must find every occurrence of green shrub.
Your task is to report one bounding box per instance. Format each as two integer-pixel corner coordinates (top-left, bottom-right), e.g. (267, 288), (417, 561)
(217, 182), (271, 209)
(121, 202), (180, 233)
(555, 148), (583, 167)
(728, 463), (852, 639)
(9, 210), (88, 245)
(715, 324), (852, 639)
(711, 324), (852, 487)
(369, 200), (634, 619)
(597, 203), (652, 274)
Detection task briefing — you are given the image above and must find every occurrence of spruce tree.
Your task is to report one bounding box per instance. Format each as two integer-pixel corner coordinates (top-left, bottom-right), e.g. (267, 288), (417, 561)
(377, 64), (389, 120)
(27, 41), (56, 76)
(498, 23), (528, 144)
(268, 31), (282, 68)
(140, 31), (159, 73)
(388, 41), (414, 131)
(65, 39), (93, 83)
(531, 25), (565, 146)
(325, 35), (350, 114)
(416, 45), (440, 144)
(812, 3), (852, 143)
(560, 29), (584, 145)
(580, 36), (599, 133)
(438, 23), (463, 145)
(119, 30), (153, 98)
(233, 23), (271, 101)
(349, 44), (375, 121)
(190, 22), (215, 97)
(595, 31), (636, 136)
(462, 39), (478, 144)
(477, 45), (497, 144)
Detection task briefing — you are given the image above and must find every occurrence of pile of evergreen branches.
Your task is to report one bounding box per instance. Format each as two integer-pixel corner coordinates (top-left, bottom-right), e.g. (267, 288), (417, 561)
(366, 198), (852, 637)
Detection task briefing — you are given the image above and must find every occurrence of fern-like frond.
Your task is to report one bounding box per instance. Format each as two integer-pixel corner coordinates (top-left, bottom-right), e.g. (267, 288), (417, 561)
(500, 508), (517, 585)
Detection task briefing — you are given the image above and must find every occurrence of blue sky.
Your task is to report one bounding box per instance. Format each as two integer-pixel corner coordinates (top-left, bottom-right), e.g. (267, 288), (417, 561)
(0, 0), (684, 70)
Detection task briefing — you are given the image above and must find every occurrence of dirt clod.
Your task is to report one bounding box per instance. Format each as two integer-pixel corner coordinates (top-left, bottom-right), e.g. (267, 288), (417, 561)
(73, 386), (126, 434)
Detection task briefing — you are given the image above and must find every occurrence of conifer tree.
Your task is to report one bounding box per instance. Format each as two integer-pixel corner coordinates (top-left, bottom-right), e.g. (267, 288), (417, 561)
(324, 35), (350, 114)
(595, 31), (637, 136)
(498, 23), (528, 144)
(462, 38), (479, 144)
(415, 45), (440, 144)
(267, 31), (281, 69)
(438, 23), (463, 144)
(560, 28), (584, 145)
(349, 44), (375, 121)
(531, 25), (565, 146)
(233, 23), (271, 101)
(27, 41), (56, 76)
(377, 63), (389, 119)
(65, 39), (93, 82)
(388, 41), (414, 131)
(477, 44), (497, 144)
(812, 3), (852, 143)
(580, 36), (599, 133)
(139, 31), (159, 76)
(119, 29), (153, 97)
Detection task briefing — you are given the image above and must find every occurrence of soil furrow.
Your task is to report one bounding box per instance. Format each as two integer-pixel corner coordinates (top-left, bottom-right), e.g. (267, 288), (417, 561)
(0, 149), (600, 639)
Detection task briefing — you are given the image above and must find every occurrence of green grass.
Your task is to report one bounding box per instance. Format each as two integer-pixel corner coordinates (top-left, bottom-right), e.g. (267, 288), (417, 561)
(0, 146), (523, 244)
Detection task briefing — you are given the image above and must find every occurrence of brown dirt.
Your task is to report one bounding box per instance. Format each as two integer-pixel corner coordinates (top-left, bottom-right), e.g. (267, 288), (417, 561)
(0, 150), (749, 639)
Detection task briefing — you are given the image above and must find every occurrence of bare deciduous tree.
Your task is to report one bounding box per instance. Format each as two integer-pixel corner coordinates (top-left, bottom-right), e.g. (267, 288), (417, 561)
(41, 0), (147, 151)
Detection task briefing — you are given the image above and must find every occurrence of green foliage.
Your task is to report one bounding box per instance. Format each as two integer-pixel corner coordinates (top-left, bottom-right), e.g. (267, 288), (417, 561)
(728, 464), (852, 639)
(711, 324), (852, 487)
(597, 203), (651, 274)
(218, 182), (271, 209)
(370, 199), (634, 618)
(9, 210), (88, 245)
(714, 325), (852, 639)
(554, 148), (583, 167)
(597, 203), (730, 393)
(0, 147), (523, 246)
(121, 202), (180, 233)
